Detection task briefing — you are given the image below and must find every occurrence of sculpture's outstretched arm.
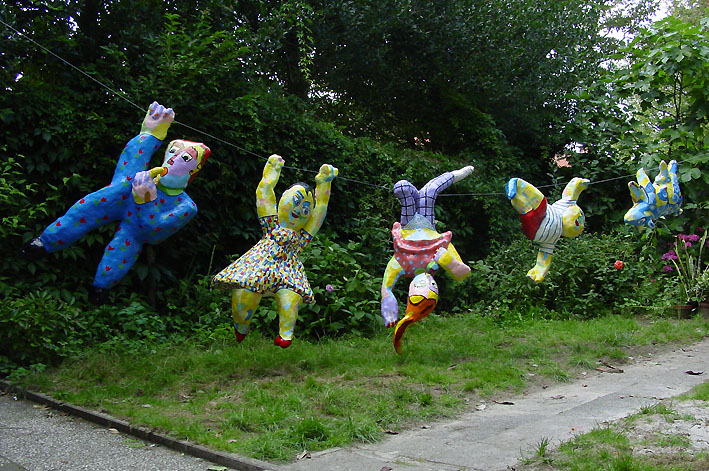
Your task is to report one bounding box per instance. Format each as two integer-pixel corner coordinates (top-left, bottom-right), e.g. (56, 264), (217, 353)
(303, 164), (338, 236)
(256, 155), (284, 218)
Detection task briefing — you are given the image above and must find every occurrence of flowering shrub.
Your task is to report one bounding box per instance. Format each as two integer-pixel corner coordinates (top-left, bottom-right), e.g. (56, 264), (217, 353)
(463, 230), (659, 318)
(660, 229), (708, 304)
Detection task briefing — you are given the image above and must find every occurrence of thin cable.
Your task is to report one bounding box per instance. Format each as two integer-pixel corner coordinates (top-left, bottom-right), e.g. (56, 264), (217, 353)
(2, 18), (688, 197)
(0, 18), (145, 113)
(440, 172), (639, 197)
(1, 17), (388, 191)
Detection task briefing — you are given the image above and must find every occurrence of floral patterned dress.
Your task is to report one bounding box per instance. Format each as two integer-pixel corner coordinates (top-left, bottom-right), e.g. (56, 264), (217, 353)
(212, 215), (314, 303)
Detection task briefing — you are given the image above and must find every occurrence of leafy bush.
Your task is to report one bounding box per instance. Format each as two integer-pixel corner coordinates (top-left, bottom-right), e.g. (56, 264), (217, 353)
(465, 229), (661, 318)
(0, 290), (182, 375)
(0, 291), (87, 372)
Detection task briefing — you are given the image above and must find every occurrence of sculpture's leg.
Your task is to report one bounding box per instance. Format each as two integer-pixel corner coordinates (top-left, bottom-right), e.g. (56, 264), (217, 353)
(274, 289), (302, 348)
(92, 228), (143, 290)
(231, 288), (263, 342)
(393, 180), (419, 226)
(418, 172), (454, 225)
(526, 250), (553, 283)
(435, 243), (471, 282)
(39, 185), (127, 253)
(381, 256), (405, 327)
(668, 160), (682, 206)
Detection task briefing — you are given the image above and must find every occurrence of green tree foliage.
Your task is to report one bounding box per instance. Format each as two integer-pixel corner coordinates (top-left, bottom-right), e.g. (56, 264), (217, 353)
(306, 0), (641, 160)
(0, 0), (670, 370)
(566, 15), (709, 231)
(667, 0), (708, 25)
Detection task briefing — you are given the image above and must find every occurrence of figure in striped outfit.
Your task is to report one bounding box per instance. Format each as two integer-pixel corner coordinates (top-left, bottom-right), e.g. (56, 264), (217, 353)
(506, 177), (590, 283)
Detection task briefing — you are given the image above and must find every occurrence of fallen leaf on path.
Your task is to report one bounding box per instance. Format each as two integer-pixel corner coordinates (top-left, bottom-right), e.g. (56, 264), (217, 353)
(381, 467), (393, 471)
(476, 404), (487, 411)
(33, 404), (48, 410)
(550, 395), (565, 400)
(595, 366), (624, 373)
(108, 428), (119, 434)
(685, 370), (704, 375)
(382, 429), (399, 435)
(296, 450), (311, 460)
(494, 400), (514, 405)
(207, 466), (228, 471)
(123, 439), (146, 449)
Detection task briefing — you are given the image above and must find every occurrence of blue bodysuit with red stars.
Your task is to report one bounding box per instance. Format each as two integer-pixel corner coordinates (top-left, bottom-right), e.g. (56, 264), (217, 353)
(39, 133), (198, 289)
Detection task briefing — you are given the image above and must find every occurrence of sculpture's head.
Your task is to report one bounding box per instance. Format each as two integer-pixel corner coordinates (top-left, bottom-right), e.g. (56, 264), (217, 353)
(392, 273), (439, 354)
(278, 182), (315, 231)
(160, 139), (211, 189)
(624, 203), (656, 229)
(561, 204), (586, 237)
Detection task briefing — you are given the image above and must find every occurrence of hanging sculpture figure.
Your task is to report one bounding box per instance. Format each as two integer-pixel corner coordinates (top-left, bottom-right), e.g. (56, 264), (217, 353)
(381, 166), (474, 353)
(21, 102), (210, 304)
(506, 176), (589, 283)
(624, 159), (683, 229)
(212, 154), (338, 348)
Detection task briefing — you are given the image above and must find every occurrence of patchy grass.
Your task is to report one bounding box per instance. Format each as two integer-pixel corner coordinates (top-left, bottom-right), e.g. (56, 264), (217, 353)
(518, 390), (709, 471)
(17, 312), (709, 463)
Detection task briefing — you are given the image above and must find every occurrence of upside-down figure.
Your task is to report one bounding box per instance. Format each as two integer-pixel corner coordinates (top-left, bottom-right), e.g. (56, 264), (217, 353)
(506, 177), (589, 283)
(381, 167), (474, 353)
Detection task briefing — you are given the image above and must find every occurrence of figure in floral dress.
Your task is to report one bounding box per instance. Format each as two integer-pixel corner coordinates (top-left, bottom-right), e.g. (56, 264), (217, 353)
(212, 154), (338, 348)
(21, 102), (210, 304)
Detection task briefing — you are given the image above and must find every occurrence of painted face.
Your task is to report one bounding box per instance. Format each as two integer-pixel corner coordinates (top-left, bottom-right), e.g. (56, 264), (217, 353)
(162, 141), (200, 177)
(278, 185), (314, 231)
(561, 205), (586, 238)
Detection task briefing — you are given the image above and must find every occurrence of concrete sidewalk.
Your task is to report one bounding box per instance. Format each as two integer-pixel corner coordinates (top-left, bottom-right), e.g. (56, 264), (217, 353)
(2, 339), (709, 471)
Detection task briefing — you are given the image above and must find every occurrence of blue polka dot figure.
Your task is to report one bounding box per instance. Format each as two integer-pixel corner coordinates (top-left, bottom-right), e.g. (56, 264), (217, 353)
(21, 102), (211, 303)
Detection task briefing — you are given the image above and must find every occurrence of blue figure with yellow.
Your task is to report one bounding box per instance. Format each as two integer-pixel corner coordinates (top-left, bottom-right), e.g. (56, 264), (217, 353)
(381, 166), (473, 353)
(624, 160), (683, 229)
(21, 102), (210, 303)
(212, 154), (338, 348)
(506, 176), (589, 283)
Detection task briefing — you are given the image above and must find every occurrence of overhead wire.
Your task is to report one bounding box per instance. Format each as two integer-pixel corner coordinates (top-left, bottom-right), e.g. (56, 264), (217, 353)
(0, 17), (679, 198)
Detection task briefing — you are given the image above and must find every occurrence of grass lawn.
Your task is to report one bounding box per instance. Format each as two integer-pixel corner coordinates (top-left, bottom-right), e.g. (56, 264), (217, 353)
(18, 311), (709, 463)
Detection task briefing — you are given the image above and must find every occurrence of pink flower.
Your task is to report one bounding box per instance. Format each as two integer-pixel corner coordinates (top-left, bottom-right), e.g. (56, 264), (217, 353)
(614, 260), (624, 270)
(325, 284), (334, 292)
(663, 265), (674, 272)
(661, 250), (678, 261)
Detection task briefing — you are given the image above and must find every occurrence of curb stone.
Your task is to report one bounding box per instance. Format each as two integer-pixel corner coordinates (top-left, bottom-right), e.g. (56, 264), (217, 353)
(0, 381), (282, 471)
